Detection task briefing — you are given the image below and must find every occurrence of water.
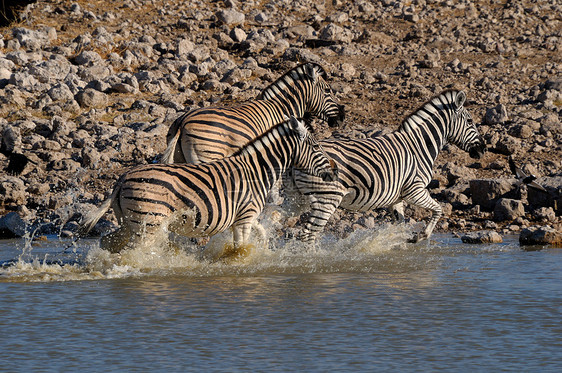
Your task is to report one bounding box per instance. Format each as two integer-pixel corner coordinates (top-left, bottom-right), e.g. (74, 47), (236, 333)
(0, 225), (560, 372)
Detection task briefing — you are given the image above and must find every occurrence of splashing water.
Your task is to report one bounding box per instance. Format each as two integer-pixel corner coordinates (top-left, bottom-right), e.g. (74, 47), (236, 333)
(0, 214), (426, 283)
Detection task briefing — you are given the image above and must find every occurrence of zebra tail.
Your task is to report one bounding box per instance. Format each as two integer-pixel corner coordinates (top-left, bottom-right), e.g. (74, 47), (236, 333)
(78, 185), (119, 237)
(161, 116), (184, 164)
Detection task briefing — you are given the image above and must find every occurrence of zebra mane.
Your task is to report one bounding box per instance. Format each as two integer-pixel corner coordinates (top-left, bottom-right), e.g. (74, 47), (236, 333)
(398, 89), (461, 131)
(256, 62), (328, 100)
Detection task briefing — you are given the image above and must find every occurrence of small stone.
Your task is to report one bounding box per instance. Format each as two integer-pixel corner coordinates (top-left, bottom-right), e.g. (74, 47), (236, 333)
(216, 9), (245, 25)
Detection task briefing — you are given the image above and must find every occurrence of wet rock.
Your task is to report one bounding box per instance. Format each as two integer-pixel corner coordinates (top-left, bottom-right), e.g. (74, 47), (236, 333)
(494, 198), (525, 221)
(519, 226), (562, 247)
(461, 230), (503, 244)
(0, 212), (27, 238)
(470, 179), (517, 211)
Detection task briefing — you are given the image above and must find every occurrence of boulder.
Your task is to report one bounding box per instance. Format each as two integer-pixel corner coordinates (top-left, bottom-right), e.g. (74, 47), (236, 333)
(527, 176), (562, 215)
(494, 198), (525, 221)
(519, 226), (562, 247)
(461, 230), (503, 244)
(470, 179), (517, 211)
(0, 212), (27, 238)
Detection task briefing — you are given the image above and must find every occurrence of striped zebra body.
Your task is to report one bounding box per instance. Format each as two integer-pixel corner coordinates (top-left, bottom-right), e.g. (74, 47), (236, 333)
(80, 117), (337, 253)
(293, 90), (486, 242)
(161, 62), (344, 164)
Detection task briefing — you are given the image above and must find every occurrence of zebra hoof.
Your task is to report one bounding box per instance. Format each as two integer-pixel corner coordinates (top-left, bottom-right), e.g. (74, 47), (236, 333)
(407, 232), (427, 243)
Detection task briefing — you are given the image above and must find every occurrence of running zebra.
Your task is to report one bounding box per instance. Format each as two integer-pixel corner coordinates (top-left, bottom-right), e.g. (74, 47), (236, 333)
(161, 62), (345, 164)
(80, 117), (338, 253)
(291, 90), (486, 242)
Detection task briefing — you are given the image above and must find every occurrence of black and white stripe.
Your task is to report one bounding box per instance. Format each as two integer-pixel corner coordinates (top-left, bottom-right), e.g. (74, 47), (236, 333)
(291, 90), (486, 242)
(161, 62), (344, 164)
(80, 117), (337, 253)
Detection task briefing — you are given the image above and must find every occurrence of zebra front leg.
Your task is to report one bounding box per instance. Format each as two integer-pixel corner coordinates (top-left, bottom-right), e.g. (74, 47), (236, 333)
(219, 222), (254, 260)
(402, 187), (442, 243)
(300, 195), (342, 243)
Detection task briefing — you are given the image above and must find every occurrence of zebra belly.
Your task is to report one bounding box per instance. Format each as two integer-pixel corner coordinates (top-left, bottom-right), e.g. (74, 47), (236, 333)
(339, 190), (402, 212)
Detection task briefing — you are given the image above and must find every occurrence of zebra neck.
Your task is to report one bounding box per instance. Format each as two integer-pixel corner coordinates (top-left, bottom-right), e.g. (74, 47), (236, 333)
(261, 83), (307, 119)
(400, 119), (446, 168)
(235, 127), (293, 190)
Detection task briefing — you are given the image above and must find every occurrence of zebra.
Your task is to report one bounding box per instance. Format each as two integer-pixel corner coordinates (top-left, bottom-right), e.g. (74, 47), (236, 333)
(290, 90), (486, 243)
(79, 116), (338, 254)
(161, 62), (345, 164)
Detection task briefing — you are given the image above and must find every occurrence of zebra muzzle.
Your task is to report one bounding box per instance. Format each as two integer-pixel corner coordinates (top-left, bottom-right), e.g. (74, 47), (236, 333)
(320, 159), (339, 182)
(469, 140), (486, 159)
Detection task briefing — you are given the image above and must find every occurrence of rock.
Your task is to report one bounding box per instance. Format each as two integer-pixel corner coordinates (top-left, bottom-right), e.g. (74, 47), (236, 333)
(47, 83), (74, 101)
(216, 9), (245, 25)
(73, 50), (103, 66)
(319, 24), (353, 43)
(0, 176), (27, 208)
(470, 179), (517, 211)
(494, 134), (521, 155)
(0, 212), (27, 238)
(75, 88), (108, 108)
(519, 226), (562, 247)
(527, 176), (562, 215)
(532, 207), (556, 222)
(461, 230), (503, 244)
(494, 198), (525, 221)
(485, 104), (509, 125)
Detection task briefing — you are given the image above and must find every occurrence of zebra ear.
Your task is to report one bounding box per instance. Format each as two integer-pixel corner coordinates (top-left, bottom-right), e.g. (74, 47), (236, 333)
(454, 91), (466, 109)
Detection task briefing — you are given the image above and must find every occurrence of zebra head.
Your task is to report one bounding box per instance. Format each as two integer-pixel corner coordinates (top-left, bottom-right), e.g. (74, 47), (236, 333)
(304, 63), (345, 128)
(447, 91), (486, 159)
(289, 116), (339, 182)
(258, 63), (345, 128)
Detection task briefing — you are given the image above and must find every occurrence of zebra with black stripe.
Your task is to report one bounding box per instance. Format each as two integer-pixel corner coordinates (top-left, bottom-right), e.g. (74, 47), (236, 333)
(80, 117), (338, 253)
(290, 90), (486, 242)
(161, 62), (344, 164)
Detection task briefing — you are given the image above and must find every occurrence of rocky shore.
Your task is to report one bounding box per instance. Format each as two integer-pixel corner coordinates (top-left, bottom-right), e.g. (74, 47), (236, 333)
(0, 0), (560, 246)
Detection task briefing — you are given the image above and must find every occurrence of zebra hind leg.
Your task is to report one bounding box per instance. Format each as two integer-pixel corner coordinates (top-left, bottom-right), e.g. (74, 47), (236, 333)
(100, 226), (134, 253)
(402, 188), (442, 243)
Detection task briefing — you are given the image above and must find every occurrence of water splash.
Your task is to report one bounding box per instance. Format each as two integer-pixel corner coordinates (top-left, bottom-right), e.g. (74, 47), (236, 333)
(0, 219), (432, 283)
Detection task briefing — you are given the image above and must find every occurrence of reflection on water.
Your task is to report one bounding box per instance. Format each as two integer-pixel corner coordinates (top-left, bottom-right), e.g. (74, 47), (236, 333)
(1, 225), (560, 372)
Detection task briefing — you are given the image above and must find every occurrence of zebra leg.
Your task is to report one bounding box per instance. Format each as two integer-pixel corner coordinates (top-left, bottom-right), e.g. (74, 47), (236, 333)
(220, 222), (254, 259)
(100, 226), (133, 253)
(390, 201), (405, 223)
(300, 194), (343, 242)
(402, 188), (442, 242)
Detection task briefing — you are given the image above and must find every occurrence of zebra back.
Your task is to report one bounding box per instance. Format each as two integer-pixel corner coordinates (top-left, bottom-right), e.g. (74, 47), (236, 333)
(161, 62), (344, 164)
